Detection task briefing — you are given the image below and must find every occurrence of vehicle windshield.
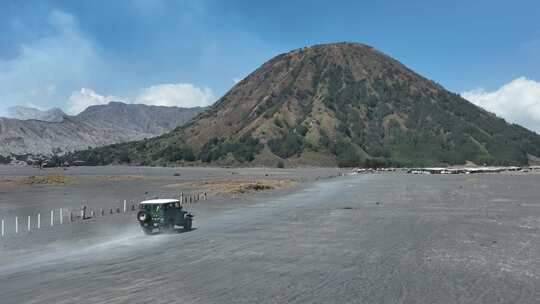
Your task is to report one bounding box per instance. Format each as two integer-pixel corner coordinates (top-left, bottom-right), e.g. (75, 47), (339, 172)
(141, 204), (162, 213)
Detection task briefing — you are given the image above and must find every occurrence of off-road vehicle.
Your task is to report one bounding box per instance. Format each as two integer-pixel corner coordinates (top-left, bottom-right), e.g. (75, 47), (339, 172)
(137, 199), (193, 234)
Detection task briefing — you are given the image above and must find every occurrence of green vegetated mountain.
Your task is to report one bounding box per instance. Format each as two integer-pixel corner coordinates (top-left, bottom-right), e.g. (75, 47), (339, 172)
(68, 42), (540, 167)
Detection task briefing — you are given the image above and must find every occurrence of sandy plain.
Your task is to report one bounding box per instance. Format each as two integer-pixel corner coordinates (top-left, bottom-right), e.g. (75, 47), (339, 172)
(0, 166), (539, 303)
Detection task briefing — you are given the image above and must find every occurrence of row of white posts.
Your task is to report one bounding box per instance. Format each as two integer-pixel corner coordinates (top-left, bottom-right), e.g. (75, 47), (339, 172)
(180, 192), (207, 205)
(1, 193), (208, 238)
(1, 208), (62, 237)
(179, 192), (207, 212)
(0, 203), (130, 237)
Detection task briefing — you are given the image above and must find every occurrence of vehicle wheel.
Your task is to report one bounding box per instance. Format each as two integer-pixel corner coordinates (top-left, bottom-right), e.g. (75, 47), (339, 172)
(137, 210), (151, 223)
(184, 218), (192, 231)
(142, 227), (153, 235)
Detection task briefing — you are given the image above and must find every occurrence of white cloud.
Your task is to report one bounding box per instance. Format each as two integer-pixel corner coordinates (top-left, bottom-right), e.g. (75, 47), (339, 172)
(462, 77), (540, 134)
(66, 83), (215, 115)
(0, 10), (101, 110)
(135, 83), (215, 108)
(0, 9), (215, 115)
(0, 9), (105, 119)
(67, 88), (122, 115)
(24, 102), (47, 111)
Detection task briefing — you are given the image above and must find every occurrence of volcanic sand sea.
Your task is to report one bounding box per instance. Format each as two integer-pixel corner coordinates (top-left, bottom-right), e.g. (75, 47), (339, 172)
(0, 166), (539, 303)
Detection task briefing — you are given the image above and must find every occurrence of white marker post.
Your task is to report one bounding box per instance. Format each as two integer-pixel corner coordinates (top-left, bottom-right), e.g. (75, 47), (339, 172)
(123, 200), (127, 213)
(60, 209), (63, 224)
(37, 213), (41, 229)
(1, 219), (4, 237)
(15, 217), (18, 234)
(50, 210), (54, 226)
(27, 215), (31, 232)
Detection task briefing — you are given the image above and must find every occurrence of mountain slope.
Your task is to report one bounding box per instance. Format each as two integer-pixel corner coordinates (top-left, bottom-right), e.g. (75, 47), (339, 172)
(68, 43), (540, 167)
(77, 102), (204, 140)
(0, 102), (204, 156)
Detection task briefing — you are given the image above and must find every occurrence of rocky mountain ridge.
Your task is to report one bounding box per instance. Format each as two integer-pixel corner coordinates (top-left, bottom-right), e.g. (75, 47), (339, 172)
(0, 102), (204, 157)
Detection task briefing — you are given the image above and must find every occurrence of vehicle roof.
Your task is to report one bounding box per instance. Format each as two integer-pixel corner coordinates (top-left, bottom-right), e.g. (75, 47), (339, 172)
(139, 199), (180, 205)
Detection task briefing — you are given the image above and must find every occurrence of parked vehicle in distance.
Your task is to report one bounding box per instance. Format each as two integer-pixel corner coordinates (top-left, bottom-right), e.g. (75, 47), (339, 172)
(137, 199), (193, 234)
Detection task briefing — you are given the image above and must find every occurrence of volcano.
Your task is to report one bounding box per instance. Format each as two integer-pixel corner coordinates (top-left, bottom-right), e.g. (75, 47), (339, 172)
(70, 42), (540, 167)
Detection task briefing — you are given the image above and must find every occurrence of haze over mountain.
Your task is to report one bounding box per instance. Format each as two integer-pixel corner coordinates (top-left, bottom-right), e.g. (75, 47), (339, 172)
(68, 43), (540, 167)
(0, 102), (204, 157)
(6, 106), (66, 123)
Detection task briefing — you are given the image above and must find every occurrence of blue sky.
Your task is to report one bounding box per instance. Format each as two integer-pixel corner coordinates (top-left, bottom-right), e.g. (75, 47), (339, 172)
(1, 0), (540, 131)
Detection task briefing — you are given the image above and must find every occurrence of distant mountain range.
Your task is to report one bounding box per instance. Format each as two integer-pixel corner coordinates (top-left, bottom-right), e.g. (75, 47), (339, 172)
(7, 106), (66, 122)
(67, 42), (540, 167)
(0, 102), (204, 157)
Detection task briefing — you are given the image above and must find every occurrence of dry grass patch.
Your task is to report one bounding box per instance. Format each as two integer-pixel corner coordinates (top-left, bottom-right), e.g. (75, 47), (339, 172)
(164, 179), (297, 196)
(96, 175), (145, 181)
(0, 175), (77, 187)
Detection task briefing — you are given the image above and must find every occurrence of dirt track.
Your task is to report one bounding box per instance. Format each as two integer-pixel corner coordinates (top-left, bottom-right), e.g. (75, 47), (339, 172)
(1, 169), (540, 303)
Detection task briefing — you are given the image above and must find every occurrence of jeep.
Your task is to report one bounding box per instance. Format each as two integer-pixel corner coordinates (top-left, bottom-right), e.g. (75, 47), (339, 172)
(137, 199), (193, 234)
